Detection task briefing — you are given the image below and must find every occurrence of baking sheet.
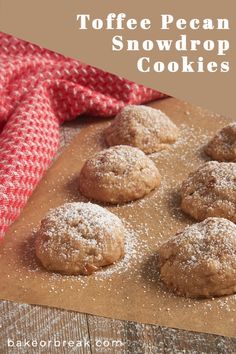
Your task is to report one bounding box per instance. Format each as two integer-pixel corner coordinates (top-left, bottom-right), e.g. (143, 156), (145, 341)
(0, 98), (235, 338)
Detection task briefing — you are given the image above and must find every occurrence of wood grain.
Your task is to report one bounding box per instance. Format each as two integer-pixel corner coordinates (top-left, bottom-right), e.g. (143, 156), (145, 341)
(1, 119), (236, 354)
(1, 301), (236, 354)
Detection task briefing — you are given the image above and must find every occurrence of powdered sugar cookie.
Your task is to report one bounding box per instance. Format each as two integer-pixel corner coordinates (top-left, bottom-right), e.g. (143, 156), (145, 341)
(79, 145), (161, 204)
(104, 105), (179, 154)
(180, 161), (236, 222)
(35, 202), (125, 275)
(158, 217), (236, 298)
(205, 122), (236, 162)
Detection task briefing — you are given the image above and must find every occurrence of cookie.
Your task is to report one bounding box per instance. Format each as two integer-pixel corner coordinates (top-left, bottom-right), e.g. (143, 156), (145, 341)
(158, 217), (236, 298)
(180, 161), (236, 222)
(104, 105), (179, 154)
(35, 202), (125, 275)
(79, 145), (161, 204)
(205, 122), (236, 162)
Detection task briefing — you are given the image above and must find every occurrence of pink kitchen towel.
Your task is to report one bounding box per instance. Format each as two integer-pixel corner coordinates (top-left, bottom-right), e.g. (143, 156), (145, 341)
(0, 32), (165, 239)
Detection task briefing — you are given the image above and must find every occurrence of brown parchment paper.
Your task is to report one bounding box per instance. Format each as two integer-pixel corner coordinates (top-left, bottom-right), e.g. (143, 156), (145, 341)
(0, 98), (235, 338)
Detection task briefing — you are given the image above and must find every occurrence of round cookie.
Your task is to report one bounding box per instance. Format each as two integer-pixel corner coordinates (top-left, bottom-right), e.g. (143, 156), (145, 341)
(205, 122), (236, 162)
(158, 217), (236, 298)
(79, 145), (161, 204)
(104, 105), (179, 154)
(35, 202), (125, 275)
(180, 161), (236, 222)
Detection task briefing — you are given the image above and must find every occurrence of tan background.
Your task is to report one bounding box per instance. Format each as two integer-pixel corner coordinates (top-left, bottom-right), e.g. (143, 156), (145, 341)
(0, 0), (235, 118)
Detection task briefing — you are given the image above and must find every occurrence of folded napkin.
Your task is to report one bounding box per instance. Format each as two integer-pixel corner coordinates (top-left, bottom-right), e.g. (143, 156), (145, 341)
(0, 32), (165, 239)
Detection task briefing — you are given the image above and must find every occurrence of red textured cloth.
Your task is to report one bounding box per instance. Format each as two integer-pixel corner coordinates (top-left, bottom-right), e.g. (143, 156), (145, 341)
(0, 32), (165, 239)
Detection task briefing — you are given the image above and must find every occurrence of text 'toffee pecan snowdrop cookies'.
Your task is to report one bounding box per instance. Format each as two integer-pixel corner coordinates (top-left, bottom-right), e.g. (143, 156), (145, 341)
(104, 105), (179, 154)
(204, 122), (236, 162)
(79, 145), (161, 204)
(180, 161), (236, 222)
(158, 217), (236, 298)
(35, 202), (125, 275)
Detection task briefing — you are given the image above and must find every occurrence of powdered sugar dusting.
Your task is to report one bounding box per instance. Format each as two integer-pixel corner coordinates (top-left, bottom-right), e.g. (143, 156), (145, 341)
(205, 121), (236, 162)
(181, 161), (236, 222)
(81, 144), (157, 178)
(105, 105), (179, 154)
(42, 202), (124, 241)
(1, 101), (236, 336)
(163, 217), (236, 270)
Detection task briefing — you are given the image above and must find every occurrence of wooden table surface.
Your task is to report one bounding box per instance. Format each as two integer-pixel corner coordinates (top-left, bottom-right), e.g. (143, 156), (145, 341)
(1, 120), (236, 354)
